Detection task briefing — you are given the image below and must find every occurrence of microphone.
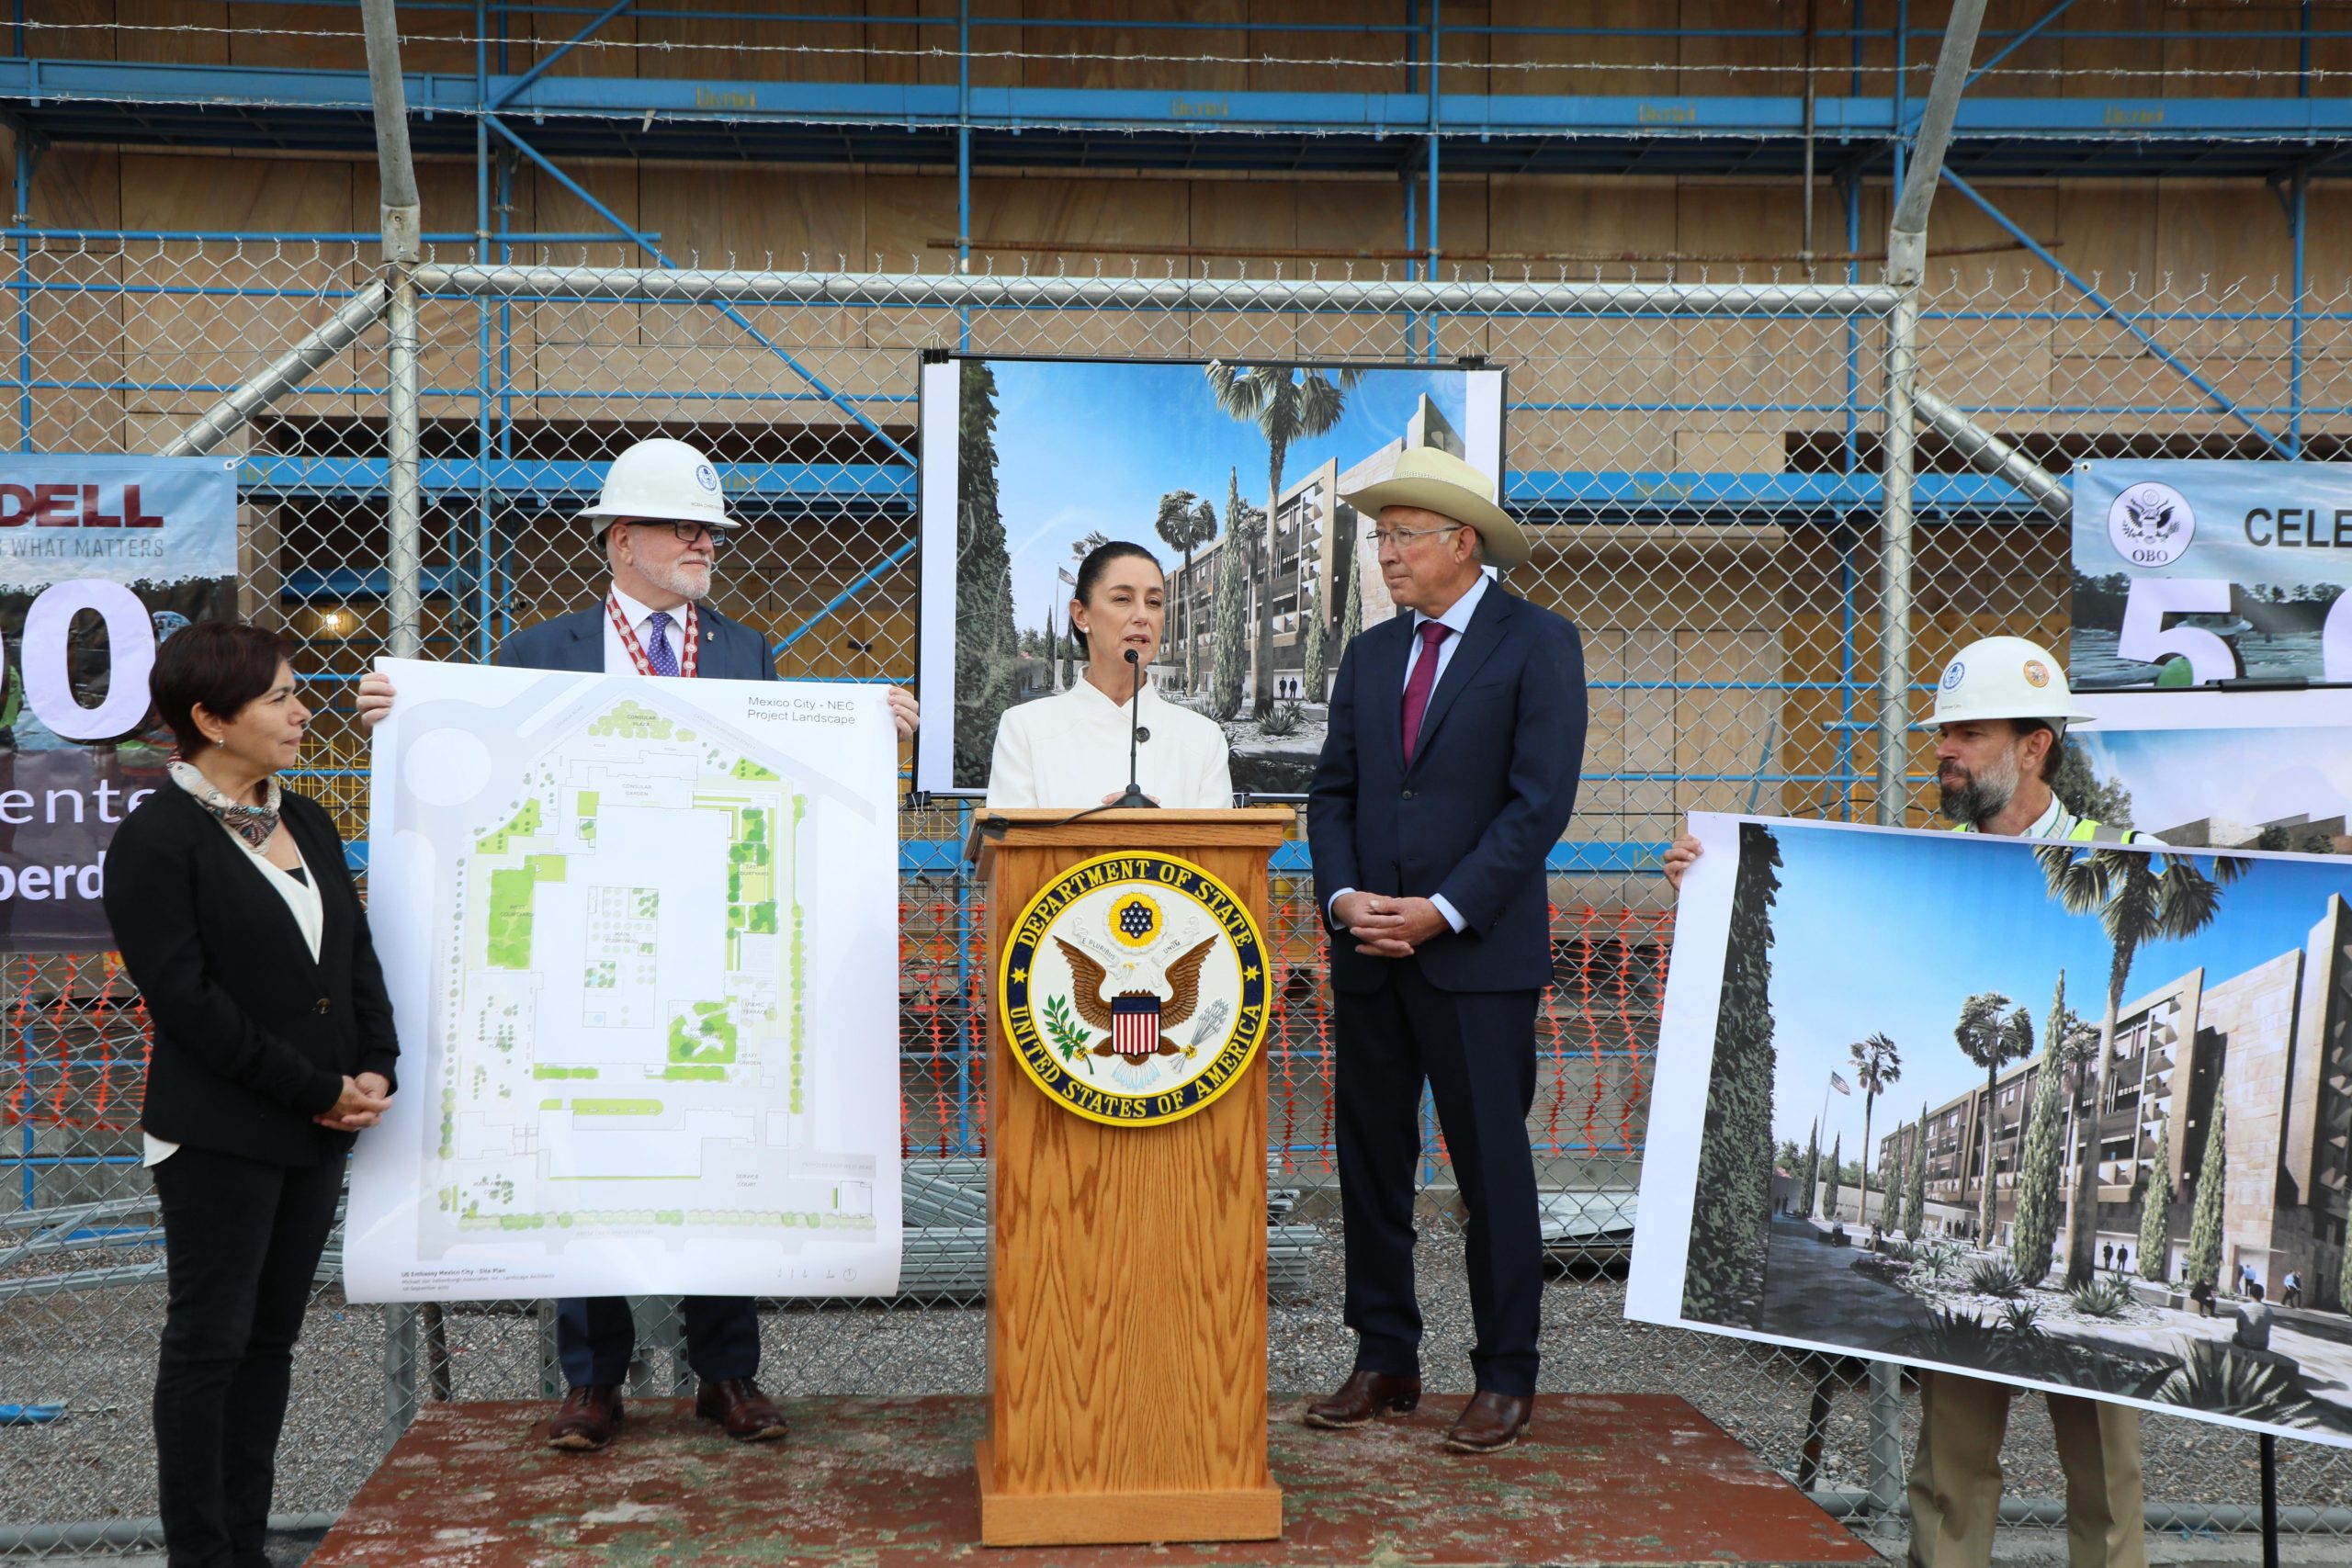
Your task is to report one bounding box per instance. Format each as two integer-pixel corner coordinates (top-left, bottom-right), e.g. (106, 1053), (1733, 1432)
(1107, 649), (1158, 810)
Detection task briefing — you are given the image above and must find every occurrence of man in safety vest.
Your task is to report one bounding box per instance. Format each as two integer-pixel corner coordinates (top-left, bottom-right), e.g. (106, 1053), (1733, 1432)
(1665, 634), (2147, 1568)
(356, 436), (916, 1454)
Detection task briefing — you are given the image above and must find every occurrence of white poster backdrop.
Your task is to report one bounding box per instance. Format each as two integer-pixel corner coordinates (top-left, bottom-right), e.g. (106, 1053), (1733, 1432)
(1629, 811), (2352, 1449)
(2073, 687), (2352, 854)
(346, 659), (903, 1302)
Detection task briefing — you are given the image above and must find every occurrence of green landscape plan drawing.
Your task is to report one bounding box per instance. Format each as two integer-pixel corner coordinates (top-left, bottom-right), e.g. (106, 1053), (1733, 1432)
(345, 660), (901, 1302)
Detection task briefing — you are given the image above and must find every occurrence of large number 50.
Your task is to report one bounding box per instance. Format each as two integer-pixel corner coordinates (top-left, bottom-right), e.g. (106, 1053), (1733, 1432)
(0, 581), (160, 741)
(2118, 577), (2352, 684)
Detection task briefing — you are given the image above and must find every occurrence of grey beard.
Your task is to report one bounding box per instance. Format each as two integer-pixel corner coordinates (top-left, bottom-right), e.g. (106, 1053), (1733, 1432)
(1938, 750), (2022, 829)
(646, 558), (714, 604)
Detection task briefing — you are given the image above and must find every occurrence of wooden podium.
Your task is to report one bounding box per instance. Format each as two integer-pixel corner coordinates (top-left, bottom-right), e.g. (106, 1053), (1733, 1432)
(967, 807), (1291, 1548)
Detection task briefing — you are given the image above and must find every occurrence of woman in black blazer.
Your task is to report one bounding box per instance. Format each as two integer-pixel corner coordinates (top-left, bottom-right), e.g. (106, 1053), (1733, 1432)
(102, 621), (398, 1568)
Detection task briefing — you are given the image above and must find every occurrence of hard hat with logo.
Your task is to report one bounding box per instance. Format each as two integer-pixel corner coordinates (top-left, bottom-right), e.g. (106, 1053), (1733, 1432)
(577, 437), (737, 531)
(1931, 635), (2095, 728)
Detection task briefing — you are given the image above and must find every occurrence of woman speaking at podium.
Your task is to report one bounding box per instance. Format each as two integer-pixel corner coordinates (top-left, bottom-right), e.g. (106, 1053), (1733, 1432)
(987, 540), (1232, 809)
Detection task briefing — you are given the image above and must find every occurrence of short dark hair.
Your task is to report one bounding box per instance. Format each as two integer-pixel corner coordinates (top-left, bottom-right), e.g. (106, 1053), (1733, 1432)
(149, 620), (293, 755)
(1068, 541), (1163, 657)
(2013, 718), (2066, 784)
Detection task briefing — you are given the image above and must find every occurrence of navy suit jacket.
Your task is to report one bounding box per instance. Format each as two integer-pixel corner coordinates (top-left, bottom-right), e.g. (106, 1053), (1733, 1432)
(1306, 583), (1587, 995)
(494, 603), (781, 682)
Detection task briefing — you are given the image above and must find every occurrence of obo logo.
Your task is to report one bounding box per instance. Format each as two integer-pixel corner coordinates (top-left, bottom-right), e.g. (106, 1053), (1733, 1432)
(2107, 481), (2195, 568)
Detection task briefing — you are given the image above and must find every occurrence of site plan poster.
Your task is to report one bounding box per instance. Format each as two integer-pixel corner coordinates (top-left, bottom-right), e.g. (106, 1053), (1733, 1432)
(345, 660), (903, 1302)
(2072, 688), (2352, 856)
(2071, 458), (2352, 688)
(1630, 813), (2352, 1450)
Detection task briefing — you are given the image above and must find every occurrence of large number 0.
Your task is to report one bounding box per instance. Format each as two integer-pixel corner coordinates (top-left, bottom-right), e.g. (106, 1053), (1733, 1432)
(3, 581), (161, 741)
(2324, 593), (2352, 683)
(2114, 578), (2240, 685)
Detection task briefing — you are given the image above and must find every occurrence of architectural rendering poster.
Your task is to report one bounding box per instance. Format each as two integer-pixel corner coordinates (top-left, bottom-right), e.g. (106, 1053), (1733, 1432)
(2073, 688), (2352, 856)
(346, 659), (902, 1303)
(0, 454), (237, 951)
(2072, 458), (2352, 689)
(913, 355), (1505, 796)
(1629, 812), (2352, 1448)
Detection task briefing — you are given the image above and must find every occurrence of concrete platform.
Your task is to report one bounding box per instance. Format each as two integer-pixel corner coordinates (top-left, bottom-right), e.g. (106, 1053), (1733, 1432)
(312, 1393), (1883, 1567)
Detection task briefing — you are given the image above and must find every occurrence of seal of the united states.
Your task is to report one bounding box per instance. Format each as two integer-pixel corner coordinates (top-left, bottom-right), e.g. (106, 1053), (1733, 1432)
(999, 851), (1271, 1128)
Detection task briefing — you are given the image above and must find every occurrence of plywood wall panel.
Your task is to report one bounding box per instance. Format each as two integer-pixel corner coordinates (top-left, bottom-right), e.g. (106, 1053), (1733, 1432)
(1488, 0), (1663, 97)
(28, 0), (115, 61)
(1490, 175), (1676, 274)
(526, 164), (643, 417)
(1246, 0), (1399, 96)
(227, 3), (363, 70)
(862, 0), (963, 87)
(1679, 0), (1804, 98)
(2165, 6), (2301, 98)
(1017, 0), (1248, 93)
(114, 0), (222, 64)
(636, 0), (862, 85)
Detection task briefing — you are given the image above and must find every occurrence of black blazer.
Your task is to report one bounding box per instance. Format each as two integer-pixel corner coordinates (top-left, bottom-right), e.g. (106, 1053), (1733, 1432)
(494, 603), (781, 681)
(104, 784), (400, 1166)
(1307, 583), (1588, 996)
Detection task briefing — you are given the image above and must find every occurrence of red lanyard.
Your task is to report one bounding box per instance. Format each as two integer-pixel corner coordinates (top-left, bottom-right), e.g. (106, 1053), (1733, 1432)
(605, 593), (699, 678)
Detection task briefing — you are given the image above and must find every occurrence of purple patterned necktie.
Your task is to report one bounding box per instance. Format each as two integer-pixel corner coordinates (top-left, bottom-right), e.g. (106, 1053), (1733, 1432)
(1400, 619), (1452, 765)
(645, 611), (679, 677)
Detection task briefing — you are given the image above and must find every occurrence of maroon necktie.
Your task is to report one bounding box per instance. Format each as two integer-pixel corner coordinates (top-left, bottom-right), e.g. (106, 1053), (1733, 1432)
(1401, 619), (1453, 765)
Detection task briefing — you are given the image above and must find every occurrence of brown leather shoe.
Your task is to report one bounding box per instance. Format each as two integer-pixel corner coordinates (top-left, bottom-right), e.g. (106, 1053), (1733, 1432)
(1303, 1370), (1421, 1430)
(1444, 1390), (1532, 1454)
(695, 1378), (788, 1442)
(547, 1384), (622, 1450)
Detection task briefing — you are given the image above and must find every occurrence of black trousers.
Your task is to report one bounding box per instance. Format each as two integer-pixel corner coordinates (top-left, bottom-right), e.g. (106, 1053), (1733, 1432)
(1334, 964), (1543, 1397)
(555, 1295), (760, 1389)
(151, 1144), (345, 1568)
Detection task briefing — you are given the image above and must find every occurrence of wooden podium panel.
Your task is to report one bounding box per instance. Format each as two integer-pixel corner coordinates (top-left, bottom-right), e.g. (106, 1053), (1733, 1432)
(972, 809), (1291, 1548)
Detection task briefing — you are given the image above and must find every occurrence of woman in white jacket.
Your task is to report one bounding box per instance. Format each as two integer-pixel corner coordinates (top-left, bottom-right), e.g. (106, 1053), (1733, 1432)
(986, 540), (1233, 810)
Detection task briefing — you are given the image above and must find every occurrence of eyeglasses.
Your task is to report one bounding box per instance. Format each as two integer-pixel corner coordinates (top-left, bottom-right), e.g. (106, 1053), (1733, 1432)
(634, 520), (729, 549)
(1364, 524), (1466, 551)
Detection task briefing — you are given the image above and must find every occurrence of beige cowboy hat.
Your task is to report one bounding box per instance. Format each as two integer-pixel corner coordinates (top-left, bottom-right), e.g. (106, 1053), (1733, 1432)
(1340, 445), (1531, 569)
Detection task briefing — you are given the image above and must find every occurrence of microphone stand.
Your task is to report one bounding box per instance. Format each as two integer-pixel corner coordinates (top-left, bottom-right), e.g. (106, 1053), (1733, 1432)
(1106, 648), (1158, 810)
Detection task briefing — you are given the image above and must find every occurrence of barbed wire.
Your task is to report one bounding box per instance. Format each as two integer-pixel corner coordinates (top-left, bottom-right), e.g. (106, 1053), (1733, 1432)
(11, 18), (2352, 82)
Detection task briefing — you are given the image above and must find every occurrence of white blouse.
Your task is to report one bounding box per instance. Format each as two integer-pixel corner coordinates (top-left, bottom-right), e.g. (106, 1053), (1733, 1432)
(142, 829), (325, 1168)
(985, 679), (1234, 811)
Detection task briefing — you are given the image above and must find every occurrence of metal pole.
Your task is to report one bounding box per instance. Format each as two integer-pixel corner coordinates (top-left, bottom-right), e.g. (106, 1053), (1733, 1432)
(381, 1302), (420, 1451)
(2261, 1434), (2280, 1568)
(1864, 1358), (1906, 1519)
(162, 282), (391, 457)
(1876, 284), (1917, 829)
(1912, 385), (2068, 523)
(385, 266), (424, 660)
(358, 0), (421, 264)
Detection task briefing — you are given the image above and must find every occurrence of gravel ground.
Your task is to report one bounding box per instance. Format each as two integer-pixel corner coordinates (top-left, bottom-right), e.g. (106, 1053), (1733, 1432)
(5, 1223), (2348, 1540)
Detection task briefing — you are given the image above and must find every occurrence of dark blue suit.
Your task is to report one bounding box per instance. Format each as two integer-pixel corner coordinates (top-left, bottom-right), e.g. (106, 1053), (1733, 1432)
(1306, 582), (1586, 1395)
(498, 600), (777, 1390)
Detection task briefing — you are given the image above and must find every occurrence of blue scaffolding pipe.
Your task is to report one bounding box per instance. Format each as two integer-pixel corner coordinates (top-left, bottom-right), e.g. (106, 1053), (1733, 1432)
(1939, 168), (2295, 459)
(481, 112), (913, 463)
(771, 535), (917, 654)
(484, 0), (631, 112)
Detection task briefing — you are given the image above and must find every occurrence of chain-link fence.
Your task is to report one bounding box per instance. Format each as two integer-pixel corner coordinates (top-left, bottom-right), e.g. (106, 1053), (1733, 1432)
(2, 239), (2348, 1551)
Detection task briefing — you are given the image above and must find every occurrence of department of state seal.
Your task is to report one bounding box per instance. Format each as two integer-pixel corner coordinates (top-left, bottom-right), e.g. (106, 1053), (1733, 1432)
(1000, 851), (1272, 1128)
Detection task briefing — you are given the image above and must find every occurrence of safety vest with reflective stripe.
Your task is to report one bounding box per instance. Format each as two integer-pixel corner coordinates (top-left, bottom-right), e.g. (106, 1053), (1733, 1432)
(1951, 809), (2150, 846)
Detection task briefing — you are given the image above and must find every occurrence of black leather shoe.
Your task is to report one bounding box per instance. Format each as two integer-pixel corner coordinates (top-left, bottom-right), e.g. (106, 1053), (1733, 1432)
(695, 1377), (788, 1442)
(1444, 1390), (1532, 1453)
(548, 1384), (622, 1450)
(1303, 1370), (1421, 1429)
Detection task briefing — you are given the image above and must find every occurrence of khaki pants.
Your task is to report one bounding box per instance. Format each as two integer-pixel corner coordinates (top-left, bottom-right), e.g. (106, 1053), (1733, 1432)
(1906, 1370), (2145, 1568)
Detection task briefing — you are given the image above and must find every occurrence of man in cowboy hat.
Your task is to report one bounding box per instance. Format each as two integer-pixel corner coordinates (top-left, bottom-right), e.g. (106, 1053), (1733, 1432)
(356, 436), (916, 1453)
(1303, 445), (1588, 1454)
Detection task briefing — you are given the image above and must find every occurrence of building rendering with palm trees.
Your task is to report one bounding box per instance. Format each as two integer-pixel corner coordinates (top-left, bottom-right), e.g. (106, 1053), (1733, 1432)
(1878, 894), (2352, 1312)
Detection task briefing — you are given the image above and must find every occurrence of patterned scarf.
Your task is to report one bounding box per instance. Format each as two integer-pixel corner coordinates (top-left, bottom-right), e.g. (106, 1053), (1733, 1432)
(168, 759), (282, 852)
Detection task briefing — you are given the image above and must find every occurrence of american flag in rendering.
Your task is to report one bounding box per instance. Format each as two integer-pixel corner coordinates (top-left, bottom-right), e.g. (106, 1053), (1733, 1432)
(1111, 992), (1160, 1056)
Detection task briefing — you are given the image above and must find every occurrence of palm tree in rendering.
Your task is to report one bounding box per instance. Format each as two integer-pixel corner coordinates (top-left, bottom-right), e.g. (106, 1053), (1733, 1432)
(2036, 842), (2245, 1286)
(1153, 489), (1217, 691)
(1953, 990), (2034, 1246)
(1849, 1032), (1902, 1233)
(1204, 361), (1362, 717)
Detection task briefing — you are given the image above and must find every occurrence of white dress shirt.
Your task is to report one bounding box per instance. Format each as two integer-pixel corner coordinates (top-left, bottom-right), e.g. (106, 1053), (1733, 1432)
(985, 678), (1233, 811)
(601, 585), (689, 675)
(1328, 572), (1494, 936)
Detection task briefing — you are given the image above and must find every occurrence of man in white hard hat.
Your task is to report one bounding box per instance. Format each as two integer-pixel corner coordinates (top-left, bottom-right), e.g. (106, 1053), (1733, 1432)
(1664, 634), (2147, 1568)
(356, 436), (916, 1453)
(1304, 446), (1587, 1454)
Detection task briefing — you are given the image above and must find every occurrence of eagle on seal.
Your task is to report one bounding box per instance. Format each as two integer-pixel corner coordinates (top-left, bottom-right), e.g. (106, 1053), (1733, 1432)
(1054, 935), (1218, 1058)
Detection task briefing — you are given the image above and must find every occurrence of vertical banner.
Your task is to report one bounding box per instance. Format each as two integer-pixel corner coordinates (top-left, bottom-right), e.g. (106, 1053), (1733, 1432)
(0, 455), (238, 951)
(2071, 458), (2352, 689)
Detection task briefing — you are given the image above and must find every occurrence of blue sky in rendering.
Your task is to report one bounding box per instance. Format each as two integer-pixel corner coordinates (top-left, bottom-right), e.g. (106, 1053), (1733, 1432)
(2076, 725), (2352, 840)
(980, 358), (1470, 635)
(1751, 821), (2352, 1158)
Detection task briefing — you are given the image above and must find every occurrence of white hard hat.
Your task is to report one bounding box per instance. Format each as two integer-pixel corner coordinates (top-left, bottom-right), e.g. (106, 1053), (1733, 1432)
(1931, 636), (2095, 728)
(576, 437), (737, 530)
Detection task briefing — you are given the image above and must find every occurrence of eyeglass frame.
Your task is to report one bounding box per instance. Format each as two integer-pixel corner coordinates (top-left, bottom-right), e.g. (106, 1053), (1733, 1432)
(1363, 521), (1472, 552)
(623, 518), (732, 549)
